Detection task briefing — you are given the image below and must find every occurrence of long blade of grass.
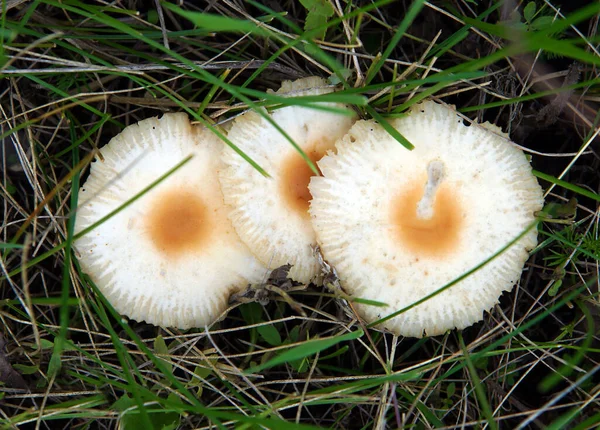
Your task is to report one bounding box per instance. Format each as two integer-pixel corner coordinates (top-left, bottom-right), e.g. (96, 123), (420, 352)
(369, 218), (540, 327)
(0, 243), (24, 249)
(76, 156), (193, 238)
(538, 299), (595, 393)
(459, 78), (600, 113)
(245, 329), (364, 374)
(1, 154), (193, 280)
(88, 289), (155, 428)
(364, 0), (426, 85)
(159, 5), (270, 36)
(458, 332), (498, 430)
(461, 2), (600, 42)
(48, 117), (80, 379)
(533, 170), (600, 203)
(365, 105), (414, 150)
(427, 2), (503, 60)
(396, 389), (445, 428)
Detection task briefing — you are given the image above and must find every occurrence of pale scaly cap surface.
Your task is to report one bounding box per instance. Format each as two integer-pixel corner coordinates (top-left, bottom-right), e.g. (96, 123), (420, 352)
(309, 101), (544, 338)
(74, 113), (267, 329)
(219, 77), (356, 283)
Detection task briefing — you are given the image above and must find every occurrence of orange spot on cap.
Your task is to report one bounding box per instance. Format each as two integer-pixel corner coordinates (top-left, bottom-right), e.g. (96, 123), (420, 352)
(280, 148), (324, 215)
(392, 180), (463, 257)
(147, 190), (211, 257)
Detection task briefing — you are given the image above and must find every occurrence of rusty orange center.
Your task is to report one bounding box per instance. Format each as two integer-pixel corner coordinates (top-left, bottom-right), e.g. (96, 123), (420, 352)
(392, 180), (463, 257)
(280, 148), (324, 215)
(146, 190), (210, 257)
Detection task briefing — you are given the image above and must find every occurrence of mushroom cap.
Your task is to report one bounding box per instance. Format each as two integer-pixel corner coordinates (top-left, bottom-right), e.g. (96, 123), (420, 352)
(219, 77), (356, 283)
(309, 101), (544, 337)
(74, 113), (266, 329)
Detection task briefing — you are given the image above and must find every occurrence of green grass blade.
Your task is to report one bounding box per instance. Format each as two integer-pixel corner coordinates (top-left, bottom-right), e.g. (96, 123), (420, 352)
(160, 4), (269, 36)
(458, 332), (498, 430)
(365, 105), (414, 150)
(245, 329), (364, 374)
(48, 116), (80, 379)
(365, 0), (426, 85)
(428, 2), (502, 60)
(369, 218), (540, 327)
(0, 243), (24, 249)
(533, 170), (600, 203)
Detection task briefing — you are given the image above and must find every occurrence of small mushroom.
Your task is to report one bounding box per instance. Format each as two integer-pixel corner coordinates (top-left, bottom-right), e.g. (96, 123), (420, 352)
(219, 77), (356, 283)
(74, 113), (266, 329)
(309, 101), (544, 337)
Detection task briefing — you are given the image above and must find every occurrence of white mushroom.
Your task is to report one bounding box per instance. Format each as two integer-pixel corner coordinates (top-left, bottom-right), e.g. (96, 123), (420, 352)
(74, 113), (266, 329)
(309, 101), (544, 337)
(219, 77), (356, 283)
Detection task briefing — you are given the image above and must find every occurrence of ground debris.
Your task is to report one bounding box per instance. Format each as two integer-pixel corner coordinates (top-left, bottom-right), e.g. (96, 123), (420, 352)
(312, 245), (342, 293)
(0, 333), (28, 390)
(535, 197), (578, 224)
(230, 265), (307, 317)
(312, 245), (357, 321)
(536, 62), (582, 127)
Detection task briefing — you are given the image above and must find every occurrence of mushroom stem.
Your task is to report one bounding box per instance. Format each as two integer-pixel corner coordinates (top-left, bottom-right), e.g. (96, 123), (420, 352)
(416, 160), (446, 220)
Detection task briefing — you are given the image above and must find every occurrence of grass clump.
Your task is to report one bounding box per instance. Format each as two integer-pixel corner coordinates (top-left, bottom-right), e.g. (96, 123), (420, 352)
(1, 0), (600, 428)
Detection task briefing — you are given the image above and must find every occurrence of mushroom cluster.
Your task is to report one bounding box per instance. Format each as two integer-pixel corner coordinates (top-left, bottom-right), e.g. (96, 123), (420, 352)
(74, 78), (543, 337)
(74, 77), (354, 329)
